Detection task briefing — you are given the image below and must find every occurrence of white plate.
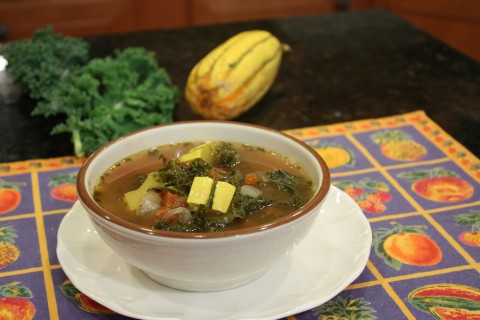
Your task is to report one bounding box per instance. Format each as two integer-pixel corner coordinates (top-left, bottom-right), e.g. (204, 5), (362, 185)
(57, 186), (372, 320)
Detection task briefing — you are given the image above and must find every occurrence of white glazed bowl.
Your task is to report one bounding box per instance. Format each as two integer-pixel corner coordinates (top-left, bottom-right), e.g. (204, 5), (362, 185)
(76, 121), (330, 292)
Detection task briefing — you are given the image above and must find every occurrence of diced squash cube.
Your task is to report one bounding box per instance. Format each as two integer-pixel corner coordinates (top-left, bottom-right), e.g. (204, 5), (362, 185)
(178, 142), (216, 164)
(124, 172), (163, 211)
(187, 177), (236, 213)
(211, 181), (236, 213)
(187, 176), (214, 206)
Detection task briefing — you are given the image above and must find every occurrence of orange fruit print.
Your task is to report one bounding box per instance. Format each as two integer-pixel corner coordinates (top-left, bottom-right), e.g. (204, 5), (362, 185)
(397, 167), (474, 203)
(0, 189), (21, 215)
(459, 231), (480, 247)
(308, 141), (354, 169)
(373, 222), (442, 270)
(451, 210), (480, 247)
(0, 297), (35, 320)
(412, 176), (473, 203)
(50, 184), (78, 203)
(0, 282), (36, 320)
(383, 232), (442, 266)
(48, 173), (78, 203)
(0, 179), (24, 215)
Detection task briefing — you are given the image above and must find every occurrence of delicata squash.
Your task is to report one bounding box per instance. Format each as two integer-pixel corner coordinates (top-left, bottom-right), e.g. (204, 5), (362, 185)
(185, 30), (283, 120)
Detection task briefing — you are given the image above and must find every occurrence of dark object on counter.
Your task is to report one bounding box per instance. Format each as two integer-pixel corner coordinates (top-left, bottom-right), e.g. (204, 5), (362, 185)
(1, 9), (479, 162)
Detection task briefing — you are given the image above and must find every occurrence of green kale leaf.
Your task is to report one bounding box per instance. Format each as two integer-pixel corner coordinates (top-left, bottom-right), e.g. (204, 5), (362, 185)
(157, 158), (211, 196)
(1, 28), (178, 158)
(264, 169), (311, 207)
(213, 143), (240, 167)
(231, 194), (274, 220)
(0, 27), (89, 101)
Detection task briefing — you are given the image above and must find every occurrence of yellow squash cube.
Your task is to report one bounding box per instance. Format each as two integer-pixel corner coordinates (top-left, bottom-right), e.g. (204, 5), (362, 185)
(187, 177), (236, 213)
(187, 176), (214, 206)
(178, 142), (216, 164)
(211, 181), (236, 213)
(123, 172), (163, 211)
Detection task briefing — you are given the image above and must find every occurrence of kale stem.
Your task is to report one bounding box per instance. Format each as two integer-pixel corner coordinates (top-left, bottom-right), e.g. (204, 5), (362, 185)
(72, 129), (84, 158)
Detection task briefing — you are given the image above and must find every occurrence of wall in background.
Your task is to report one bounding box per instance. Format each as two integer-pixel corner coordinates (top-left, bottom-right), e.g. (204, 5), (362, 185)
(372, 0), (480, 62)
(1, 0), (479, 61)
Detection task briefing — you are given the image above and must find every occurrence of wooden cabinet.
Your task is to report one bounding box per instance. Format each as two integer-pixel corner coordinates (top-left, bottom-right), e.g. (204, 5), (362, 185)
(1, 0), (479, 61)
(189, 0), (371, 25)
(0, 0), (188, 40)
(373, 0), (480, 61)
(0, 0), (369, 41)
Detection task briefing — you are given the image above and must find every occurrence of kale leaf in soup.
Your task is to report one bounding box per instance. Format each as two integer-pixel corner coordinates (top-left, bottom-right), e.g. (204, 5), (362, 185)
(94, 141), (314, 232)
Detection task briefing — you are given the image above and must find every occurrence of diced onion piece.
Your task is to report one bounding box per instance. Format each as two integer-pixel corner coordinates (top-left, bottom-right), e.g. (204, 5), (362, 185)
(162, 207), (192, 224)
(240, 185), (263, 198)
(137, 190), (161, 216)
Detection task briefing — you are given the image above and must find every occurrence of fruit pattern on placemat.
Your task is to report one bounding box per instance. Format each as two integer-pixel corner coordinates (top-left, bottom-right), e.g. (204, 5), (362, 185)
(0, 110), (478, 319)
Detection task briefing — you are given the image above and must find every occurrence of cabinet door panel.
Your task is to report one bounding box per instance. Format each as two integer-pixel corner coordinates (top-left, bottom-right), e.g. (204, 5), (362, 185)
(190, 0), (371, 25)
(373, 0), (480, 61)
(0, 0), (187, 40)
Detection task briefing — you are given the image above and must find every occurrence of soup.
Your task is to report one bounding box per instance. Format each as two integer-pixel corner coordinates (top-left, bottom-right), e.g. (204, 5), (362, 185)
(94, 141), (314, 232)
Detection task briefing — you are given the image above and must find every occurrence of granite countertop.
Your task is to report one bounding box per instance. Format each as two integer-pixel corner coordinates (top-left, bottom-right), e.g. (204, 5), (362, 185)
(1, 9), (479, 162)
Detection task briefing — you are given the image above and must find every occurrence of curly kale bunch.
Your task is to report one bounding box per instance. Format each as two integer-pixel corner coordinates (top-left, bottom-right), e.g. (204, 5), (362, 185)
(0, 28), (178, 157)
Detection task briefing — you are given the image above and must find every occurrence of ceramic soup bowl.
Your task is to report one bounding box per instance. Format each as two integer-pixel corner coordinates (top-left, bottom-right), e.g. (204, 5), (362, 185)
(76, 121), (330, 291)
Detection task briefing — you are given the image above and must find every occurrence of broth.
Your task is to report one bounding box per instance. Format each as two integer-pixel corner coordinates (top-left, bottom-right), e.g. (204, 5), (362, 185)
(94, 141), (314, 232)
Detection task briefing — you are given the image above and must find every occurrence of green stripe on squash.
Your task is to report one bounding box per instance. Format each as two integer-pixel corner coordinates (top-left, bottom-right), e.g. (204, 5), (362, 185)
(226, 34), (273, 69)
(185, 30), (282, 120)
(193, 32), (249, 82)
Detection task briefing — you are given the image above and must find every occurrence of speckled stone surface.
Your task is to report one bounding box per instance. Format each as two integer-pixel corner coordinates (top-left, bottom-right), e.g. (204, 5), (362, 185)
(1, 9), (479, 162)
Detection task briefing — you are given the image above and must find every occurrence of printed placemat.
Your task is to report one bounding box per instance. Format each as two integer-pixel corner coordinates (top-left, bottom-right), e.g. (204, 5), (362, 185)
(0, 110), (478, 319)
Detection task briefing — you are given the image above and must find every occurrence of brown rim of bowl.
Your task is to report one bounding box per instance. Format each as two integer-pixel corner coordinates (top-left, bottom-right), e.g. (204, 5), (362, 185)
(76, 120), (331, 239)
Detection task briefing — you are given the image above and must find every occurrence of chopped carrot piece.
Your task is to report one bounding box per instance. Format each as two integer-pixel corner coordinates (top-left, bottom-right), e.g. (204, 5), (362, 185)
(155, 207), (171, 218)
(160, 191), (187, 208)
(208, 167), (228, 180)
(155, 207), (180, 222)
(245, 173), (259, 185)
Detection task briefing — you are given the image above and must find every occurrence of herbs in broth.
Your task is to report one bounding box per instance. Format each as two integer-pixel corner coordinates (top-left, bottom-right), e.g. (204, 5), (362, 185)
(94, 142), (314, 232)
